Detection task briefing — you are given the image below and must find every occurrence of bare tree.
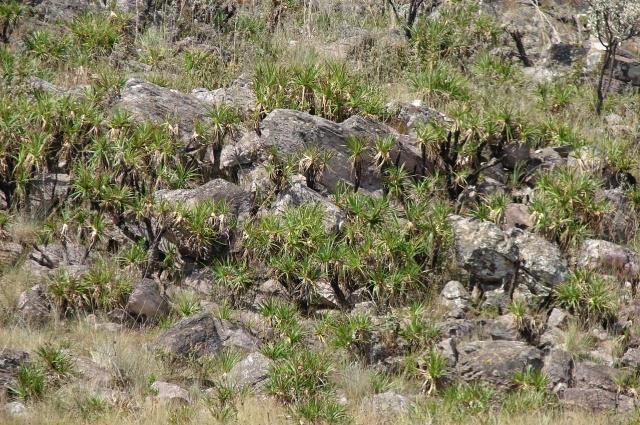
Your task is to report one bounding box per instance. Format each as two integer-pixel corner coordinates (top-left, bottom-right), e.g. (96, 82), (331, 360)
(587, 0), (640, 115)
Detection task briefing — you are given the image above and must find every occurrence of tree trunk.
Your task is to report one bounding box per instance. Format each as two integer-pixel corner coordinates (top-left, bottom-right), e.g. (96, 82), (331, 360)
(595, 47), (613, 116)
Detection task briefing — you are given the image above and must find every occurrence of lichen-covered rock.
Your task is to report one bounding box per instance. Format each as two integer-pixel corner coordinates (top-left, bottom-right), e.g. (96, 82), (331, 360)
(510, 229), (568, 296)
(153, 312), (258, 357)
(457, 340), (542, 389)
(440, 280), (471, 319)
(448, 215), (518, 285)
(192, 76), (257, 114)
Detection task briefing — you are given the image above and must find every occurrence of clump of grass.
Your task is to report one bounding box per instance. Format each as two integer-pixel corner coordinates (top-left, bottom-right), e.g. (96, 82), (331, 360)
(561, 321), (596, 362)
(10, 362), (46, 401)
(69, 13), (127, 59)
(267, 349), (333, 403)
(555, 269), (618, 324)
(36, 344), (75, 383)
(212, 258), (254, 305)
(170, 290), (202, 318)
(531, 167), (609, 248)
(409, 62), (470, 104)
(253, 61), (387, 121)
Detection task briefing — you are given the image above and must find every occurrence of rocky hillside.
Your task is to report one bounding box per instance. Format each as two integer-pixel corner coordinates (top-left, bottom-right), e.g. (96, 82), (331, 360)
(1, 0), (640, 424)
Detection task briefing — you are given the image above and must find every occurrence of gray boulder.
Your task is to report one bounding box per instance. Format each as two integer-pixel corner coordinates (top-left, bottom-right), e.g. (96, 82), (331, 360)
(546, 308), (570, 330)
(154, 312), (258, 357)
(572, 361), (619, 393)
(150, 381), (191, 404)
(125, 279), (170, 321)
(28, 242), (87, 271)
(597, 188), (637, 243)
(542, 348), (572, 393)
(155, 178), (253, 218)
(387, 101), (446, 135)
(259, 109), (421, 192)
(118, 79), (209, 143)
(192, 76), (257, 114)
(0, 242), (23, 268)
(456, 340), (543, 389)
(74, 356), (114, 389)
(219, 131), (260, 172)
(622, 347), (640, 369)
(226, 352), (272, 389)
(3, 401), (27, 417)
(483, 314), (521, 341)
(561, 388), (635, 413)
(29, 173), (71, 212)
(502, 203), (533, 230)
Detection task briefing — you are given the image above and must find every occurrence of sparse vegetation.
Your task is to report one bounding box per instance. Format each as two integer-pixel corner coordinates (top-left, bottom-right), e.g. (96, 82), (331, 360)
(0, 0), (639, 424)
